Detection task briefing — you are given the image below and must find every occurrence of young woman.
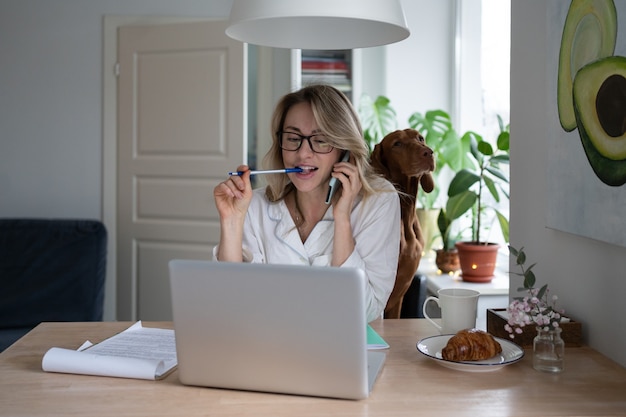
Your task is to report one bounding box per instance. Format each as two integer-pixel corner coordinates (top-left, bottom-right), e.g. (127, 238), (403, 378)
(213, 84), (400, 322)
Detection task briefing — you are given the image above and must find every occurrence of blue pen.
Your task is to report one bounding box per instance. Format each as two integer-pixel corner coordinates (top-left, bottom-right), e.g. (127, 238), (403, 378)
(228, 167), (304, 176)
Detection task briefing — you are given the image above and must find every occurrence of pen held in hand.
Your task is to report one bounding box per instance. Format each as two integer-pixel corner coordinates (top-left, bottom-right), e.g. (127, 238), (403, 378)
(228, 168), (304, 176)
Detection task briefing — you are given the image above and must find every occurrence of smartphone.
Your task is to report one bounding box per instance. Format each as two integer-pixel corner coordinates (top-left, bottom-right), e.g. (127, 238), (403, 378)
(325, 151), (350, 204)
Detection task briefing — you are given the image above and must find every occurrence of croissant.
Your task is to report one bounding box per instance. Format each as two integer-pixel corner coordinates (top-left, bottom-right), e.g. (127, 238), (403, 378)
(441, 329), (502, 361)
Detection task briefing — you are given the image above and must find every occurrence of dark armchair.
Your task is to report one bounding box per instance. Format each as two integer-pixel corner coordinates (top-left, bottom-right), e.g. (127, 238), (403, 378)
(400, 274), (427, 318)
(0, 219), (107, 351)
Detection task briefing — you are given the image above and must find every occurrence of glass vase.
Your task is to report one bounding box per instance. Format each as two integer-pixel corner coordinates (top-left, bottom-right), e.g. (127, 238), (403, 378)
(533, 327), (564, 372)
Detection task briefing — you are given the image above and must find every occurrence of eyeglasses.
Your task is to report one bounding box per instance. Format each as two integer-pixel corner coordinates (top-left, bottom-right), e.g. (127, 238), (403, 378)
(277, 131), (334, 154)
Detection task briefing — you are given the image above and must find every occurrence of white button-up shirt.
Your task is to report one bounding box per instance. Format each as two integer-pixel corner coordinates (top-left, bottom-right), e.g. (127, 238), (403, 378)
(214, 178), (401, 322)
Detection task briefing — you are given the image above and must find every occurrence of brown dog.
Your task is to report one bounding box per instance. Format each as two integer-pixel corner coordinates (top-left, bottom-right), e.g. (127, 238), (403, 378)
(370, 129), (435, 319)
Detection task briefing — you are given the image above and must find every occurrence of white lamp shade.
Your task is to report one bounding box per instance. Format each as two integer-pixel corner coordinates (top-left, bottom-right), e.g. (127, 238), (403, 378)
(226, 0), (410, 49)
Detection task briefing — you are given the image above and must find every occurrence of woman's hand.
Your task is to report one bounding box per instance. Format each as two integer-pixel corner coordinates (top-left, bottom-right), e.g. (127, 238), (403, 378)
(330, 156), (361, 266)
(213, 165), (253, 221)
(331, 156), (361, 218)
(214, 165), (252, 262)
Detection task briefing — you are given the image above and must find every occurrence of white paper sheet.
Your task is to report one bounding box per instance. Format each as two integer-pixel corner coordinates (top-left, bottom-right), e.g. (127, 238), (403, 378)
(42, 321), (177, 380)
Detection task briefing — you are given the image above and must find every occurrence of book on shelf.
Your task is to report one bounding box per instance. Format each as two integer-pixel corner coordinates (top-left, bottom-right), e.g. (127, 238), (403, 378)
(302, 56), (349, 73)
(42, 321), (177, 380)
(302, 73), (350, 83)
(302, 60), (349, 74)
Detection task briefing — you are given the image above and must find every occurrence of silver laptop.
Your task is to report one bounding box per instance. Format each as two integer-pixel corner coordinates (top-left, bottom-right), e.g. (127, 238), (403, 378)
(168, 260), (385, 400)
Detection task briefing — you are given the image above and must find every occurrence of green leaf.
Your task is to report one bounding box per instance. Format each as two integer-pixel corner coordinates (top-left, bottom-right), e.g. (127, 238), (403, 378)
(446, 191), (476, 220)
(477, 140), (494, 156)
(463, 132), (484, 163)
(436, 209), (453, 249)
(439, 130), (464, 170)
(458, 133), (477, 170)
(485, 166), (509, 184)
(448, 169), (480, 197)
(408, 109), (452, 142)
(497, 131), (510, 151)
(437, 209), (450, 233)
(497, 114), (506, 132)
(484, 175), (500, 202)
(358, 95), (397, 149)
(466, 132), (485, 163)
(495, 210), (509, 243)
(523, 270), (536, 289)
(489, 154), (510, 165)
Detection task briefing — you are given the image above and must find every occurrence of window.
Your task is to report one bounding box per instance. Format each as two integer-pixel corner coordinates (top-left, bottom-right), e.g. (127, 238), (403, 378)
(456, 0), (511, 248)
(478, 0), (511, 140)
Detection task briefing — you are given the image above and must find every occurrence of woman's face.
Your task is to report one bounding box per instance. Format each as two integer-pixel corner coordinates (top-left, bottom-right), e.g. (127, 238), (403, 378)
(280, 102), (341, 195)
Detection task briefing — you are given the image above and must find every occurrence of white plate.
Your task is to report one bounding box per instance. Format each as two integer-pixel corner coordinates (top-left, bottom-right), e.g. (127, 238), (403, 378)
(416, 334), (524, 372)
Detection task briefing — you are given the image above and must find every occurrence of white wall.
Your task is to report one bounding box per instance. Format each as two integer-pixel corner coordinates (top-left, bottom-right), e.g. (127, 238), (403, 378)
(510, 1), (626, 367)
(384, 0), (456, 126)
(1, 0), (625, 367)
(383, 0), (483, 134)
(0, 1), (230, 220)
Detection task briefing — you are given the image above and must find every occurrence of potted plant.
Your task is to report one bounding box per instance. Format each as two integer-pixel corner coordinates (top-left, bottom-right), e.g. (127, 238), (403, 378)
(434, 190), (475, 273)
(447, 117), (510, 281)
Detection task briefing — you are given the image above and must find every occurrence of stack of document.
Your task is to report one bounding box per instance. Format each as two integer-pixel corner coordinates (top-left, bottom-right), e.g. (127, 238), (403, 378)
(42, 321), (176, 380)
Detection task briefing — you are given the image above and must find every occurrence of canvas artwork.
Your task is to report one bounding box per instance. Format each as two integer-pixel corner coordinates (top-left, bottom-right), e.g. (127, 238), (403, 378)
(546, 0), (626, 247)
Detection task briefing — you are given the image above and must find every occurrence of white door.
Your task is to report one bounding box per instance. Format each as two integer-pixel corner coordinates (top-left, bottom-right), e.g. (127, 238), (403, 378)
(117, 20), (246, 321)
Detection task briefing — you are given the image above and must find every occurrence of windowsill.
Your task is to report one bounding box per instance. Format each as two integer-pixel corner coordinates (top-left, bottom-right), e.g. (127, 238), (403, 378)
(419, 251), (509, 296)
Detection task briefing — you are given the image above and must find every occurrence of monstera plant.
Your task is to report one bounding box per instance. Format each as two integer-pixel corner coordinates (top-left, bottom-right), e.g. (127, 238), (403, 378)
(359, 95), (398, 151)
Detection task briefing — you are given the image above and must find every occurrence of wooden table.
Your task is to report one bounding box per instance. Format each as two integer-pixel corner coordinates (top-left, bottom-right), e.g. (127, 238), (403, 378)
(1, 320), (625, 416)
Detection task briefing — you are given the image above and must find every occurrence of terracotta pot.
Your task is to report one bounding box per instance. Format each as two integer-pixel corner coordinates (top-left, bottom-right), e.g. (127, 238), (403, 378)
(455, 241), (499, 282)
(435, 248), (460, 273)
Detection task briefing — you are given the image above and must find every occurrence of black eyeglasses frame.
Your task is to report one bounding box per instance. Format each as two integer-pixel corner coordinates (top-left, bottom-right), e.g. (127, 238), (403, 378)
(276, 131), (334, 154)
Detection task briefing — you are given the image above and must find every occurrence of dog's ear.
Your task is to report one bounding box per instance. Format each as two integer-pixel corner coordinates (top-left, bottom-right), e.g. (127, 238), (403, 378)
(406, 177), (419, 197)
(370, 142), (390, 177)
(420, 172), (435, 193)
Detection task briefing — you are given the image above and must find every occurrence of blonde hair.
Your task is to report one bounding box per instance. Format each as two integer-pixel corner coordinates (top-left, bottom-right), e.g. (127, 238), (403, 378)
(262, 84), (381, 202)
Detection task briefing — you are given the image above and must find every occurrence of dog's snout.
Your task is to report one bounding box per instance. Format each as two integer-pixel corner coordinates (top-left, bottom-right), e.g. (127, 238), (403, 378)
(421, 145), (434, 161)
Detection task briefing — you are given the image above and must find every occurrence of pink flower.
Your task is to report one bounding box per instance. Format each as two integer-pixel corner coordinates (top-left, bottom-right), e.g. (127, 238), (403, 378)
(505, 245), (566, 339)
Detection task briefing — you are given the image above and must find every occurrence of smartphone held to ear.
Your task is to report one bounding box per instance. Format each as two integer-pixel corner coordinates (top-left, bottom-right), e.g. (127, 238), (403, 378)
(325, 152), (350, 205)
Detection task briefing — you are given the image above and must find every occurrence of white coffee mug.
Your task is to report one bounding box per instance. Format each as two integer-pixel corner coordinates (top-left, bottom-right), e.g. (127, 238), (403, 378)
(422, 288), (480, 334)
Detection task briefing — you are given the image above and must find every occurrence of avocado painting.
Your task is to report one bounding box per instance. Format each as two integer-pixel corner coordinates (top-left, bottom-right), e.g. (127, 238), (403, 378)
(547, 0), (626, 247)
(557, 0), (625, 186)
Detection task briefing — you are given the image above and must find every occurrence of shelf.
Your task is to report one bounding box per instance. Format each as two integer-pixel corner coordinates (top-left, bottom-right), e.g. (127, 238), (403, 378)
(293, 49), (356, 101)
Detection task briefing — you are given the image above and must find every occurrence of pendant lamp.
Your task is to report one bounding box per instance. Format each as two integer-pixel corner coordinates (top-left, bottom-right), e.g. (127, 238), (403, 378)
(226, 0), (410, 49)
